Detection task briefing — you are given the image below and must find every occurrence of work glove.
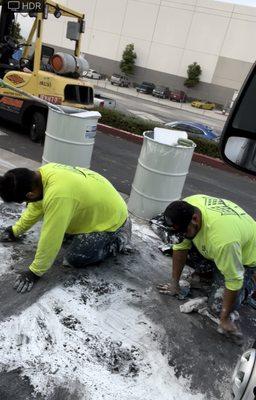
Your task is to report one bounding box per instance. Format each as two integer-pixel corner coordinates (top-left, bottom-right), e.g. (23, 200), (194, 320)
(0, 226), (18, 242)
(13, 270), (40, 293)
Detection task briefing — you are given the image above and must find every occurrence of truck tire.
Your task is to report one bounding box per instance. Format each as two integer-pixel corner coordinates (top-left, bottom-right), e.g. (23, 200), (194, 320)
(29, 111), (46, 142)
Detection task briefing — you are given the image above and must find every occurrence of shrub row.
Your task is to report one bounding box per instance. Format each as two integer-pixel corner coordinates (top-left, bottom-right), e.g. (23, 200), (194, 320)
(96, 107), (220, 159)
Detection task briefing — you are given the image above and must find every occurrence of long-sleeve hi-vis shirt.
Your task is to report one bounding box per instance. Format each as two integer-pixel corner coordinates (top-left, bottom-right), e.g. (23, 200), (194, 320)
(173, 195), (256, 291)
(12, 163), (128, 277)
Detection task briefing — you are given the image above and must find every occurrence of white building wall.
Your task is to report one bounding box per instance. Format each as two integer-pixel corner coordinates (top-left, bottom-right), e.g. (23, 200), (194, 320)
(43, 0), (256, 85)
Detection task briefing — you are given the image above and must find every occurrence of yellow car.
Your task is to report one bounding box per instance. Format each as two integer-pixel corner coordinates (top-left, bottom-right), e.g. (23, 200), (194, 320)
(191, 100), (215, 110)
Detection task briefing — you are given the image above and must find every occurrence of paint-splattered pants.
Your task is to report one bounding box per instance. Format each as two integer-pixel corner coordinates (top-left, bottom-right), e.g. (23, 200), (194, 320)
(186, 246), (256, 312)
(208, 266), (256, 314)
(64, 217), (132, 268)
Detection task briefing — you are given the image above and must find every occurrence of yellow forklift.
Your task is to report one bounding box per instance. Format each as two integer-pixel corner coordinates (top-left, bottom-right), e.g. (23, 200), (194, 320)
(0, 0), (94, 141)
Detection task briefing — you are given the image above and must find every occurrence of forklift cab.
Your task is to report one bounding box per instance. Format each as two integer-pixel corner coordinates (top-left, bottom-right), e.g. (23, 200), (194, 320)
(25, 45), (55, 72)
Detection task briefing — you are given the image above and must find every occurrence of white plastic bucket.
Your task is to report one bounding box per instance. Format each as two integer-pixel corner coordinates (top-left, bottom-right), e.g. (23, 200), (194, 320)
(128, 129), (196, 220)
(42, 106), (101, 168)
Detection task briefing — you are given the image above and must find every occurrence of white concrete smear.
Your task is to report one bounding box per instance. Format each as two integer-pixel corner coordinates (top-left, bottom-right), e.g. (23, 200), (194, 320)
(0, 212), (205, 399)
(132, 222), (160, 243)
(0, 202), (40, 277)
(0, 282), (205, 400)
(0, 245), (13, 275)
(0, 203), (23, 276)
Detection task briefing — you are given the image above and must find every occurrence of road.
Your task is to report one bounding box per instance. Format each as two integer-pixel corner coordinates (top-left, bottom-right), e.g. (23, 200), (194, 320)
(94, 86), (226, 135)
(0, 120), (255, 217)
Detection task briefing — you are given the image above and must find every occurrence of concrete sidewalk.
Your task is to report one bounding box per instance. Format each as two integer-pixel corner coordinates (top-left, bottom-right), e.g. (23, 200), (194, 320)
(0, 148), (40, 175)
(87, 77), (228, 123)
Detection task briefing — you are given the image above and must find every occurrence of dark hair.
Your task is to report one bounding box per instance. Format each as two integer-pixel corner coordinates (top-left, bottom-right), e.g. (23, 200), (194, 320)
(0, 168), (35, 203)
(164, 200), (195, 233)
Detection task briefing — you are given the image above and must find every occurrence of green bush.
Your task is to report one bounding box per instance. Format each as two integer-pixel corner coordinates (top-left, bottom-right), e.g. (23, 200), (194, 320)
(96, 107), (220, 159)
(191, 136), (220, 158)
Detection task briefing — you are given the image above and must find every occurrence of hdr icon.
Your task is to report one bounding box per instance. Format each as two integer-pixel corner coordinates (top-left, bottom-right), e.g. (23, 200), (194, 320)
(7, 0), (43, 12)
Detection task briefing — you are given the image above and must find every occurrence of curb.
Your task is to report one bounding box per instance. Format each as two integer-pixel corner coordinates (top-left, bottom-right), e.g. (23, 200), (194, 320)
(97, 123), (254, 180)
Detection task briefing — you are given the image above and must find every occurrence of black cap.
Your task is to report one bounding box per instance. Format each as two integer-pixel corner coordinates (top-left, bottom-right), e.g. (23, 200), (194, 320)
(164, 201), (195, 233)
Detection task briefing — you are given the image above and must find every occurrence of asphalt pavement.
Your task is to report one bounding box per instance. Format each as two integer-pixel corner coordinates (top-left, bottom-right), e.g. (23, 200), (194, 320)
(0, 121), (255, 216)
(91, 80), (226, 135)
(0, 123), (256, 400)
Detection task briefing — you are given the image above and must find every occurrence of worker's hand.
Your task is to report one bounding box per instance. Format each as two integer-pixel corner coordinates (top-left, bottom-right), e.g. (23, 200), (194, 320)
(13, 271), (40, 293)
(218, 317), (243, 345)
(0, 226), (18, 242)
(219, 318), (238, 333)
(157, 281), (180, 296)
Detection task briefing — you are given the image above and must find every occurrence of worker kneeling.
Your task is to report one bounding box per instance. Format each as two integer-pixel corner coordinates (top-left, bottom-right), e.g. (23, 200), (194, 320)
(157, 195), (256, 336)
(0, 163), (131, 293)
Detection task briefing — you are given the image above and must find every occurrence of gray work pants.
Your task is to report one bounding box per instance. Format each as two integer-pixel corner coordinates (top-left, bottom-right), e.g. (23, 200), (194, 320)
(64, 217), (132, 267)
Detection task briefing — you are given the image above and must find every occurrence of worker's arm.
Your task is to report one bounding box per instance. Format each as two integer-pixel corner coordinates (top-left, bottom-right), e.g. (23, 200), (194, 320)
(12, 201), (44, 237)
(219, 288), (239, 333)
(173, 249), (189, 285)
(215, 242), (244, 333)
(14, 197), (76, 293)
(29, 197), (76, 277)
(157, 239), (191, 295)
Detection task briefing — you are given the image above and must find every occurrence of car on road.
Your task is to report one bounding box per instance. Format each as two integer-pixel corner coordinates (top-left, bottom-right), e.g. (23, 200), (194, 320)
(191, 100), (215, 110)
(152, 86), (170, 99)
(165, 121), (219, 141)
(85, 69), (101, 79)
(94, 93), (116, 109)
(169, 90), (187, 103)
(110, 74), (130, 87)
(136, 81), (155, 94)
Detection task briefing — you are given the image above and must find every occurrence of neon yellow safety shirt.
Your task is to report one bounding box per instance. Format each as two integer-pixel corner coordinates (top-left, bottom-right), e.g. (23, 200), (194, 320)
(12, 163), (128, 277)
(173, 194), (256, 291)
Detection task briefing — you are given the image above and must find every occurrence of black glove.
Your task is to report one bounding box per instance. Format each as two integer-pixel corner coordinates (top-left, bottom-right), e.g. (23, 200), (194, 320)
(0, 226), (18, 242)
(13, 271), (40, 293)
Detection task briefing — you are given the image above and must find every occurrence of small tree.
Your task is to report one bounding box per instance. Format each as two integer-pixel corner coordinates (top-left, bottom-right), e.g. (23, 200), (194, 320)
(10, 22), (23, 44)
(120, 43), (137, 76)
(184, 62), (202, 88)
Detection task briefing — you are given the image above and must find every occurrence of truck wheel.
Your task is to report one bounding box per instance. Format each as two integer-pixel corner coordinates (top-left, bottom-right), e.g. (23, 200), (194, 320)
(29, 112), (46, 142)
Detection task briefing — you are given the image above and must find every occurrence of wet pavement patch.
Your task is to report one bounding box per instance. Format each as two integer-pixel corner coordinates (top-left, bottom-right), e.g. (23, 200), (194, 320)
(1, 210), (255, 399)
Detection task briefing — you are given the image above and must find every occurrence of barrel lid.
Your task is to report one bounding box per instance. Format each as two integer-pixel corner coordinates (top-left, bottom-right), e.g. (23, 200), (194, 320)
(143, 129), (196, 148)
(70, 111), (101, 118)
